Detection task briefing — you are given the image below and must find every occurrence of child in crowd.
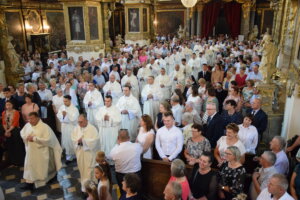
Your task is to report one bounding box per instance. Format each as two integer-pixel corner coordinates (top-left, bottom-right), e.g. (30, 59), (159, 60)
(84, 180), (99, 200)
(94, 165), (112, 200)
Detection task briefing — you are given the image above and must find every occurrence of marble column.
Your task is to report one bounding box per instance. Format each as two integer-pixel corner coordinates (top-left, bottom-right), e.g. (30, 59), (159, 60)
(196, 5), (203, 37)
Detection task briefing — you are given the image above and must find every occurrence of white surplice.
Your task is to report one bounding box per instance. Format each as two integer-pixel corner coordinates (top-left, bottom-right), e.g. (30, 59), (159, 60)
(52, 95), (64, 132)
(155, 74), (171, 101)
(116, 94), (142, 142)
(137, 66), (153, 91)
(57, 104), (79, 156)
(188, 57), (201, 80)
(164, 55), (175, 75)
(121, 75), (140, 99)
(21, 120), (62, 188)
(95, 105), (121, 156)
(103, 81), (122, 105)
(170, 70), (185, 92)
(83, 89), (104, 127)
(71, 123), (99, 192)
(141, 83), (162, 122)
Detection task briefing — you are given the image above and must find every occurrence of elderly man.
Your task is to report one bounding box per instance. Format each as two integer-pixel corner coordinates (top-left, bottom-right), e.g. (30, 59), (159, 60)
(137, 62), (153, 92)
(141, 76), (162, 122)
(250, 151), (278, 199)
(83, 82), (104, 127)
(57, 95), (79, 164)
(108, 129), (143, 193)
(155, 68), (171, 101)
(116, 85), (142, 142)
(21, 112), (62, 190)
(170, 64), (185, 92)
(184, 101), (202, 125)
(170, 95), (183, 127)
(103, 74), (122, 105)
(95, 95), (121, 156)
(257, 174), (294, 200)
(121, 68), (139, 99)
(246, 64), (263, 82)
(71, 113), (99, 192)
(270, 136), (289, 175)
(155, 111), (183, 162)
(181, 112), (194, 144)
(164, 182), (182, 200)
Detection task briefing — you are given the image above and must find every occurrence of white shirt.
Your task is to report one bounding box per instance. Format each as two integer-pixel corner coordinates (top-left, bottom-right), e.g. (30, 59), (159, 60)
(109, 141), (143, 173)
(217, 136), (246, 160)
(155, 125), (183, 161)
(257, 188), (294, 200)
(238, 124), (258, 154)
(171, 104), (183, 126)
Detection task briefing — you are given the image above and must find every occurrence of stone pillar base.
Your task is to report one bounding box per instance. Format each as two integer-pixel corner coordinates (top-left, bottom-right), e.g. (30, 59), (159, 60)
(66, 44), (105, 61)
(256, 83), (276, 114)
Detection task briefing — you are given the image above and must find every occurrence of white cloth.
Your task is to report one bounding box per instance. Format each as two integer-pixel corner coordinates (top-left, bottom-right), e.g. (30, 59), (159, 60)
(137, 128), (155, 159)
(21, 120), (62, 188)
(238, 124), (258, 154)
(217, 136), (246, 160)
(155, 125), (183, 161)
(155, 74), (171, 101)
(116, 95), (142, 142)
(170, 70), (185, 91)
(83, 89), (104, 126)
(187, 95), (202, 115)
(121, 75), (140, 99)
(57, 104), (79, 156)
(71, 123), (99, 192)
(38, 89), (53, 118)
(188, 58), (201, 79)
(257, 188), (294, 200)
(103, 81), (122, 105)
(98, 179), (112, 200)
(95, 105), (121, 156)
(171, 104), (183, 126)
(109, 141), (143, 173)
(141, 84), (162, 123)
(137, 67), (153, 91)
(52, 95), (64, 111)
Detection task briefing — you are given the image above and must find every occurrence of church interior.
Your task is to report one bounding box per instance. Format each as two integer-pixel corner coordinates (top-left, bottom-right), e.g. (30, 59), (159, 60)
(0, 0), (300, 200)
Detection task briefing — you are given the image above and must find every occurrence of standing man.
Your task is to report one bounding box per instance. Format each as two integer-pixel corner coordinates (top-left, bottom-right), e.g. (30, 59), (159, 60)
(21, 112), (62, 190)
(37, 82), (53, 120)
(116, 85), (142, 142)
(57, 95), (79, 164)
(155, 68), (171, 101)
(155, 112), (183, 162)
(121, 68), (140, 100)
(108, 129), (143, 192)
(95, 95), (121, 156)
(71, 114), (99, 192)
(83, 82), (104, 127)
(103, 74), (122, 105)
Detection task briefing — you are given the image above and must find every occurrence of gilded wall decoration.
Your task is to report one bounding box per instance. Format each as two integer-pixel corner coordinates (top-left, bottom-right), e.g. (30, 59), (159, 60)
(27, 10), (42, 33)
(68, 7), (85, 40)
(4, 11), (26, 53)
(128, 8), (140, 32)
(46, 12), (66, 51)
(88, 7), (99, 40)
(156, 11), (184, 36)
(143, 8), (148, 32)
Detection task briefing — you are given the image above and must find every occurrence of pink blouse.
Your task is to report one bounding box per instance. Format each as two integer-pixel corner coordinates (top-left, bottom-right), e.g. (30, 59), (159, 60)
(139, 55), (148, 64)
(169, 176), (190, 200)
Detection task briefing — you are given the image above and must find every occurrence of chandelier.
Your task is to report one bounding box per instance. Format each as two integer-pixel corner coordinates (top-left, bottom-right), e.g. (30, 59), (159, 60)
(181, 0), (198, 8)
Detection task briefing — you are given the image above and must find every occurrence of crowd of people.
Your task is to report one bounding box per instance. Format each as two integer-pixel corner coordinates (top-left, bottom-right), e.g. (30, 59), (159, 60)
(0, 35), (299, 200)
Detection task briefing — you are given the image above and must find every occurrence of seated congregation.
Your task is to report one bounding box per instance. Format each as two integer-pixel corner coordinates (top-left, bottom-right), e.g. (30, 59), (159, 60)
(0, 36), (299, 200)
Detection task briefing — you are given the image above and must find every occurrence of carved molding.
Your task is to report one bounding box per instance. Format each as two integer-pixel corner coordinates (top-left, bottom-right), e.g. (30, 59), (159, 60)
(66, 43), (105, 53)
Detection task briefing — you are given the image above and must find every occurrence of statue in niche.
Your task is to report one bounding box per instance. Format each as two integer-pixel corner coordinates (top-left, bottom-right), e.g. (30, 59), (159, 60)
(115, 34), (124, 49)
(177, 25), (186, 39)
(248, 25), (258, 41)
(259, 30), (279, 84)
(6, 36), (21, 73)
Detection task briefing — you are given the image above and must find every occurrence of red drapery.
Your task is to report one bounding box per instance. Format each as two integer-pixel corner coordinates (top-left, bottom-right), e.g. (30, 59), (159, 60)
(201, 1), (221, 38)
(223, 2), (242, 38)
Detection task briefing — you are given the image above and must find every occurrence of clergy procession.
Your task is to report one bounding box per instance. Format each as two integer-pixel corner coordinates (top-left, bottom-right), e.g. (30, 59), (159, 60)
(1, 35), (298, 200)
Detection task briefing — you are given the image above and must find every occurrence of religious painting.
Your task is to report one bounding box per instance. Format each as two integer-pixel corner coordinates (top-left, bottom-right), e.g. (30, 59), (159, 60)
(88, 7), (99, 40)
(68, 7), (85, 40)
(128, 8), (139, 32)
(157, 11), (184, 36)
(143, 8), (148, 32)
(46, 12), (66, 51)
(5, 11), (25, 53)
(27, 10), (42, 33)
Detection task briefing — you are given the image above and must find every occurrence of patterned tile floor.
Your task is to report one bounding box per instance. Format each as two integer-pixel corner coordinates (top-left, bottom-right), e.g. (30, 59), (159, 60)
(0, 161), (85, 200)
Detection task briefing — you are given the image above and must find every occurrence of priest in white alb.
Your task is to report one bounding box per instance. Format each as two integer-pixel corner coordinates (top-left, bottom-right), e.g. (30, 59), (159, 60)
(95, 95), (121, 156)
(121, 68), (139, 99)
(116, 85), (142, 142)
(71, 114), (99, 192)
(103, 74), (122, 105)
(141, 76), (162, 122)
(188, 53), (201, 80)
(155, 68), (171, 101)
(83, 82), (104, 127)
(137, 62), (153, 92)
(57, 95), (79, 164)
(21, 112), (62, 190)
(170, 64), (185, 92)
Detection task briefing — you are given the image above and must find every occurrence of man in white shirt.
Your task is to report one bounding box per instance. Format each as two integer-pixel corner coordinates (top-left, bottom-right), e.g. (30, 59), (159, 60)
(121, 68), (139, 99)
(37, 82), (53, 119)
(246, 65), (263, 82)
(108, 129), (143, 192)
(101, 57), (112, 73)
(171, 95), (183, 127)
(60, 59), (75, 75)
(57, 95), (79, 164)
(155, 111), (184, 162)
(257, 174), (294, 200)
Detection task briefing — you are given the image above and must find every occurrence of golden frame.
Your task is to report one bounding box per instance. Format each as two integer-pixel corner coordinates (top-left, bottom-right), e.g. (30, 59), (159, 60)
(125, 4), (150, 34)
(155, 9), (186, 35)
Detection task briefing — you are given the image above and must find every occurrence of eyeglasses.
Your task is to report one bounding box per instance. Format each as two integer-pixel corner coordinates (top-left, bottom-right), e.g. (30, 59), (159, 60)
(225, 152), (233, 156)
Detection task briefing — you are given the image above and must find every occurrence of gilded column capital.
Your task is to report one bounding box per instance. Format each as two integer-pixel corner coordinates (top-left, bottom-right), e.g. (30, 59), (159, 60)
(197, 4), (204, 12)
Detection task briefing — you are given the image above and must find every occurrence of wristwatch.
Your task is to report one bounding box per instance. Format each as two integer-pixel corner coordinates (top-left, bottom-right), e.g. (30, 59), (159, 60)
(222, 186), (225, 190)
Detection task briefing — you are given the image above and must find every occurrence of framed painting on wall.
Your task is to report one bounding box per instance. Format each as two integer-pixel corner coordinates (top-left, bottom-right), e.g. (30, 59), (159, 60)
(88, 7), (99, 40)
(68, 7), (85, 40)
(128, 8), (139, 32)
(156, 10), (185, 36)
(5, 11), (26, 53)
(46, 11), (66, 51)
